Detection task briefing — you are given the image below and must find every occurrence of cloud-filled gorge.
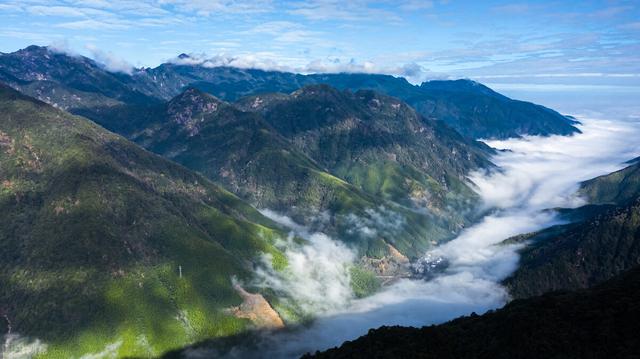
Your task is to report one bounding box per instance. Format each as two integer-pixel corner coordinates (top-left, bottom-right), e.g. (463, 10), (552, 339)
(187, 117), (640, 359)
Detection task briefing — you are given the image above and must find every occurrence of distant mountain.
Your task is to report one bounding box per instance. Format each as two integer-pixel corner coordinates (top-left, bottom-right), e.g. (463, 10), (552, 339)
(133, 85), (493, 258)
(0, 46), (580, 139)
(0, 83), (289, 356)
(413, 79), (580, 139)
(142, 64), (580, 139)
(0, 45), (162, 136)
(305, 265), (640, 359)
(237, 85), (491, 212)
(504, 160), (640, 299)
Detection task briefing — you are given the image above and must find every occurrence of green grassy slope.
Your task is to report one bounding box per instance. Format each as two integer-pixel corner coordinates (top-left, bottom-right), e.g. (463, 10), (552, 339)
(239, 85), (492, 222)
(0, 83), (287, 357)
(135, 88), (454, 258)
(140, 86), (493, 258)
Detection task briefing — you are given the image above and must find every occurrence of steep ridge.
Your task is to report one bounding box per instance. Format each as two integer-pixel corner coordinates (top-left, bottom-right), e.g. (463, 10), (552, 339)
(0, 46), (579, 140)
(414, 79), (580, 139)
(579, 158), (640, 206)
(504, 160), (640, 298)
(0, 45), (162, 136)
(0, 83), (288, 357)
(504, 197), (640, 298)
(237, 85), (492, 213)
(140, 85), (493, 259)
(305, 265), (640, 359)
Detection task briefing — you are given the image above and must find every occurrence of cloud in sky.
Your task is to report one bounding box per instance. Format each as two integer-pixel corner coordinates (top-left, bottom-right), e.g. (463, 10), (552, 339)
(167, 51), (439, 83)
(0, 1), (638, 87)
(161, 0), (275, 15)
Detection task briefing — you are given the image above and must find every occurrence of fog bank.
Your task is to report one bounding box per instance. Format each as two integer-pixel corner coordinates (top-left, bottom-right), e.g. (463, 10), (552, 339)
(191, 117), (640, 358)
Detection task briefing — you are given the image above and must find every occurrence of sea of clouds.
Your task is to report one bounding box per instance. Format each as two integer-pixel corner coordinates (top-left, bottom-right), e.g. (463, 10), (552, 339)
(182, 117), (640, 359)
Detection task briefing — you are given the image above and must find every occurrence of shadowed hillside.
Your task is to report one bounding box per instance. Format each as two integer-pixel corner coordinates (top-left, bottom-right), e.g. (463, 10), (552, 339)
(305, 265), (640, 359)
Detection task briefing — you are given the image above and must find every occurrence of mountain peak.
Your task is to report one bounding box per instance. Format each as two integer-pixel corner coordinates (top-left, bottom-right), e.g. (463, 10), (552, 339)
(177, 53), (191, 60)
(20, 44), (48, 53)
(174, 86), (222, 103)
(167, 87), (227, 130)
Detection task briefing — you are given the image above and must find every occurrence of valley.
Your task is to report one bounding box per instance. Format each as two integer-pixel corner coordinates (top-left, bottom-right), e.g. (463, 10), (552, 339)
(0, 44), (638, 359)
(164, 118), (640, 358)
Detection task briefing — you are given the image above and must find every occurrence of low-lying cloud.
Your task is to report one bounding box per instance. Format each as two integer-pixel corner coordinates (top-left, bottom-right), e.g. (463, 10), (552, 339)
(345, 206), (406, 239)
(169, 53), (437, 84)
(2, 334), (47, 359)
(202, 117), (640, 358)
(256, 210), (356, 315)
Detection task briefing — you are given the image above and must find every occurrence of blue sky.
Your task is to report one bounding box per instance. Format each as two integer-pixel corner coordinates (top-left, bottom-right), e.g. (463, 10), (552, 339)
(1, 0), (639, 92)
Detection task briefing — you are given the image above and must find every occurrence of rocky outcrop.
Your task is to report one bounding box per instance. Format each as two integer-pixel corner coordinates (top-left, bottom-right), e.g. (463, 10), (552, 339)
(228, 284), (284, 330)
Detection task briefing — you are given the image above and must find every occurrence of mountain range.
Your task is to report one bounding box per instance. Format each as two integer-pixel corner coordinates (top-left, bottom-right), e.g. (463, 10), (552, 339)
(0, 46), (579, 140)
(0, 46), (508, 261)
(0, 44), (621, 358)
(308, 151), (640, 358)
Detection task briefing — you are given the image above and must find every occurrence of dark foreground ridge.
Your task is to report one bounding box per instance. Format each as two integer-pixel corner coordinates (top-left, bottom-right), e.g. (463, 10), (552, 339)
(305, 265), (640, 359)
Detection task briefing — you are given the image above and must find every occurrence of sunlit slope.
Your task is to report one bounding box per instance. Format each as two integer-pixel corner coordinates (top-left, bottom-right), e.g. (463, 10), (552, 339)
(0, 83), (287, 357)
(239, 85), (492, 209)
(141, 86), (492, 258)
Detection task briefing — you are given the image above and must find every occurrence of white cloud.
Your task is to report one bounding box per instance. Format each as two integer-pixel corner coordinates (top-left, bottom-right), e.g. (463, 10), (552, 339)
(287, 0), (400, 22)
(244, 21), (326, 44)
(85, 43), (135, 74)
(400, 0), (434, 11)
(285, 0), (439, 22)
(26, 5), (84, 17)
(167, 50), (442, 84)
(345, 206), (406, 239)
(2, 334), (47, 359)
(48, 39), (78, 55)
(56, 19), (131, 30)
(167, 51), (438, 83)
(159, 0), (274, 15)
(255, 210), (357, 315)
(213, 117), (640, 357)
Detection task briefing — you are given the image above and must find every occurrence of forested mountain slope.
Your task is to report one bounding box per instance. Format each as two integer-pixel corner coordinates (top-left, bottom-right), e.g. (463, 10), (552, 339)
(0, 82), (289, 357)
